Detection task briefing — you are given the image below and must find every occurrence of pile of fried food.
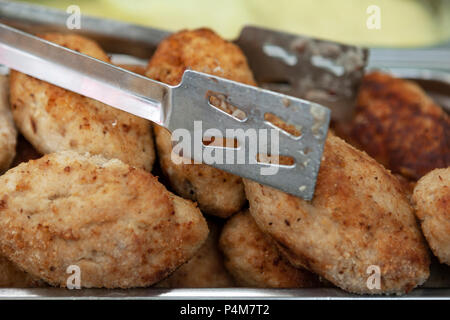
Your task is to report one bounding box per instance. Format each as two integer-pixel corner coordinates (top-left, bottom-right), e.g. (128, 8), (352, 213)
(0, 29), (448, 295)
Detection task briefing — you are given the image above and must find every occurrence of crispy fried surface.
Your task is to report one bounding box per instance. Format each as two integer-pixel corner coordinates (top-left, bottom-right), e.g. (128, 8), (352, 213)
(220, 210), (320, 288)
(0, 151), (208, 288)
(244, 135), (430, 294)
(156, 219), (234, 288)
(154, 126), (246, 217)
(350, 72), (450, 180)
(9, 33), (155, 171)
(0, 256), (43, 288)
(42, 33), (110, 62)
(412, 168), (450, 266)
(146, 29), (256, 217)
(145, 28), (256, 87)
(0, 75), (17, 173)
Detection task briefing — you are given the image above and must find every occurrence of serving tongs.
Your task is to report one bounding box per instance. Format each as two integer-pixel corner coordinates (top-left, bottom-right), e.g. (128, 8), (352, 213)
(0, 19), (334, 201)
(0, 0), (369, 121)
(2, 0), (449, 114)
(1, 1), (448, 201)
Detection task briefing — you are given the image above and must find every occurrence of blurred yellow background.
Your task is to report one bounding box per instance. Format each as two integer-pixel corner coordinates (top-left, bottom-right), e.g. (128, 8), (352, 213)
(18, 0), (450, 47)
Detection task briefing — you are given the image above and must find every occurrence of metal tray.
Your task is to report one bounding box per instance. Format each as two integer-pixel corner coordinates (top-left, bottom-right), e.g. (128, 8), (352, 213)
(0, 0), (449, 300)
(0, 53), (446, 300)
(0, 288), (449, 300)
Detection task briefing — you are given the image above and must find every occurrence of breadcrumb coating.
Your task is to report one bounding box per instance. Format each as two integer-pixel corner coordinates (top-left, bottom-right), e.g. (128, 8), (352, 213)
(244, 135), (430, 294)
(220, 210), (320, 288)
(413, 168), (450, 266)
(146, 29), (256, 217)
(9, 33), (155, 171)
(0, 151), (208, 288)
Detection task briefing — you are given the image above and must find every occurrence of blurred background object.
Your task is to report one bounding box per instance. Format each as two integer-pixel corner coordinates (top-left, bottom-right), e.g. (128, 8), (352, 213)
(16, 0), (450, 47)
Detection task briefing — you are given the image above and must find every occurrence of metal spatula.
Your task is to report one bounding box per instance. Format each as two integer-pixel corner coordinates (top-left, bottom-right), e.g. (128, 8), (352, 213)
(0, 23), (330, 201)
(2, 0), (449, 115)
(0, 0), (367, 121)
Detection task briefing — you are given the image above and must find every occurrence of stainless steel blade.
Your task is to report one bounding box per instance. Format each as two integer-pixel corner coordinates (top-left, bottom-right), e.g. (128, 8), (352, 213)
(235, 26), (368, 121)
(0, 287), (449, 300)
(2, 0), (450, 120)
(171, 70), (330, 200)
(0, 23), (166, 124)
(0, 0), (366, 121)
(0, 23), (330, 200)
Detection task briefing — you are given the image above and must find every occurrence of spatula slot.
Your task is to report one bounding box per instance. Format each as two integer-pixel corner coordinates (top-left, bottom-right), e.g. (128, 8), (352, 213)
(207, 92), (247, 121)
(256, 153), (296, 168)
(202, 136), (240, 149)
(262, 43), (298, 66)
(264, 112), (302, 139)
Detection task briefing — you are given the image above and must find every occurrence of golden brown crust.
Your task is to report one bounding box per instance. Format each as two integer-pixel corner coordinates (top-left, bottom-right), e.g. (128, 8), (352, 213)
(40, 33), (110, 62)
(146, 29), (256, 217)
(220, 210), (320, 288)
(244, 135), (430, 294)
(9, 33), (155, 171)
(0, 75), (17, 173)
(156, 220), (234, 288)
(145, 28), (256, 86)
(154, 126), (246, 217)
(0, 151), (208, 288)
(350, 72), (449, 180)
(412, 168), (450, 266)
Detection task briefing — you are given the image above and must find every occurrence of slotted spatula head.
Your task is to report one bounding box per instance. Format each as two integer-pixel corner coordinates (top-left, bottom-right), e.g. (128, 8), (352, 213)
(0, 22), (331, 201)
(0, 0), (367, 122)
(235, 26), (368, 121)
(169, 70), (330, 200)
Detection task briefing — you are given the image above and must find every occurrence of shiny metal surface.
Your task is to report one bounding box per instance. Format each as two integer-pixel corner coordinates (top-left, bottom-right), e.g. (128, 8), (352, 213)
(0, 22), (330, 200)
(0, 288), (448, 300)
(0, 0), (367, 122)
(170, 70), (330, 200)
(0, 23), (166, 123)
(368, 47), (450, 72)
(235, 26), (368, 122)
(0, 0), (448, 300)
(2, 0), (448, 117)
